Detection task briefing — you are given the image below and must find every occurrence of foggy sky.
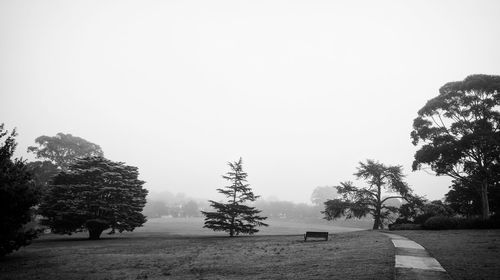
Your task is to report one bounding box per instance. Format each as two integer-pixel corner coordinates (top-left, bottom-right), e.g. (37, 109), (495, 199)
(2, 0), (500, 203)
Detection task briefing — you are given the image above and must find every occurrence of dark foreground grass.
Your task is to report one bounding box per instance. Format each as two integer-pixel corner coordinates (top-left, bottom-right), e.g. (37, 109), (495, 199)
(396, 229), (500, 280)
(0, 230), (392, 280)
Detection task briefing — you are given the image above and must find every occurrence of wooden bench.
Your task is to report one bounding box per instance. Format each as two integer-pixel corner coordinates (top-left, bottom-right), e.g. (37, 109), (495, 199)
(304, 231), (329, 241)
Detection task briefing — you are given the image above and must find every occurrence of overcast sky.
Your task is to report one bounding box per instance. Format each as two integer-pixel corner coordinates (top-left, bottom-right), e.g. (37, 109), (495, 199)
(2, 0), (500, 203)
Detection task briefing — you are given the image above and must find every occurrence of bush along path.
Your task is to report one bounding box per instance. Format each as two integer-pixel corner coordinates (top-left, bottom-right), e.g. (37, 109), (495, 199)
(381, 232), (452, 280)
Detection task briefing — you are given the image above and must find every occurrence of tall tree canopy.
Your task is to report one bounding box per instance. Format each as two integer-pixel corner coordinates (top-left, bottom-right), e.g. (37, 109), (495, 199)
(201, 158), (268, 236)
(323, 160), (413, 229)
(28, 133), (103, 170)
(0, 124), (40, 256)
(39, 156), (148, 240)
(411, 74), (500, 219)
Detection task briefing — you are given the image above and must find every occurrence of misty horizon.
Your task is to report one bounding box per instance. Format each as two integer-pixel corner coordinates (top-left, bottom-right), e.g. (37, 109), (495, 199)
(2, 0), (500, 204)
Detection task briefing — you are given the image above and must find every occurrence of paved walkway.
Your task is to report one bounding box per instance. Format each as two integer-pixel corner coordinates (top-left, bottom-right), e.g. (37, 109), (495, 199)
(381, 232), (452, 280)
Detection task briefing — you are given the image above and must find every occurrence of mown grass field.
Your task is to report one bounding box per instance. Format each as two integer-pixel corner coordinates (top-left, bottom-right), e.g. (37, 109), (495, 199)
(135, 217), (365, 235)
(1, 219), (391, 280)
(0, 231), (393, 280)
(396, 229), (500, 280)
(3, 218), (499, 280)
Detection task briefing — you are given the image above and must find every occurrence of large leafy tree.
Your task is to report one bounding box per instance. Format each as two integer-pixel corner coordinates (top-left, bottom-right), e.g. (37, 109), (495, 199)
(0, 124), (40, 256)
(323, 160), (413, 229)
(411, 74), (500, 219)
(28, 133), (104, 170)
(39, 156), (148, 240)
(202, 158), (268, 236)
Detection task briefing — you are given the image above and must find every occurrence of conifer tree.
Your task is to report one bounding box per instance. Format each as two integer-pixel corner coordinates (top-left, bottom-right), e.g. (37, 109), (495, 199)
(323, 159), (413, 229)
(202, 158), (268, 236)
(39, 156), (148, 240)
(0, 124), (40, 256)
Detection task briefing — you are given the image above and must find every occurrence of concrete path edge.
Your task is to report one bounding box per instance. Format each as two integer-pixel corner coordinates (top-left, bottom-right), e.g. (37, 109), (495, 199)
(381, 232), (452, 280)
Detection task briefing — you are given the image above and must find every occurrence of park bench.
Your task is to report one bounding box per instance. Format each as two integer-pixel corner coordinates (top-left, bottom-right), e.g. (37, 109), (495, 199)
(304, 231), (329, 241)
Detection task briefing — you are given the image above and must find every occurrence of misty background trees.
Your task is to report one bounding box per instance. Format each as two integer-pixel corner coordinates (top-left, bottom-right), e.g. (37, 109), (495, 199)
(142, 192), (206, 218)
(28, 133), (104, 170)
(25, 133), (104, 194)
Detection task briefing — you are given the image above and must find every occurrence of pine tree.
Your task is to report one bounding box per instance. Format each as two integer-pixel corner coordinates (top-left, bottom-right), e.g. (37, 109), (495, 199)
(0, 124), (40, 256)
(202, 158), (268, 236)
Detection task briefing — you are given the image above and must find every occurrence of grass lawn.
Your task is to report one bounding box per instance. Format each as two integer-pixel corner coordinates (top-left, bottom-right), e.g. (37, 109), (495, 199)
(137, 217), (365, 235)
(0, 230), (393, 280)
(395, 229), (500, 280)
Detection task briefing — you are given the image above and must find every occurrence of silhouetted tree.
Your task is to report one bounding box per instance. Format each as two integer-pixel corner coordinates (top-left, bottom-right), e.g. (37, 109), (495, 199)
(411, 74), (500, 219)
(39, 156), (148, 240)
(445, 178), (500, 217)
(202, 158), (268, 236)
(28, 133), (103, 170)
(323, 160), (413, 229)
(397, 195), (427, 223)
(398, 199), (455, 224)
(0, 124), (40, 256)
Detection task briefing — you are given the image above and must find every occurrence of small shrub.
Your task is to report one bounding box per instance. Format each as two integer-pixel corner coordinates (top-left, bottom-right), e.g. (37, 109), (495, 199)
(423, 215), (500, 230)
(457, 217), (500, 229)
(414, 213), (435, 224)
(389, 223), (423, 231)
(423, 216), (460, 230)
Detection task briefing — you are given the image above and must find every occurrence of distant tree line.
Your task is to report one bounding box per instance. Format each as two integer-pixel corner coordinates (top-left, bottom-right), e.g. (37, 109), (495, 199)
(144, 185), (376, 229)
(143, 197), (207, 218)
(254, 200), (321, 220)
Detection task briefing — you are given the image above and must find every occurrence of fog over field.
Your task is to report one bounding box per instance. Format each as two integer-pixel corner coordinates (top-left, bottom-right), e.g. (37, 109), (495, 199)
(2, 0), (500, 204)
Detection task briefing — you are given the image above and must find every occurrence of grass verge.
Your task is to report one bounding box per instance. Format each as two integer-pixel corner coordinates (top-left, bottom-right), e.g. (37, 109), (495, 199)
(395, 229), (500, 280)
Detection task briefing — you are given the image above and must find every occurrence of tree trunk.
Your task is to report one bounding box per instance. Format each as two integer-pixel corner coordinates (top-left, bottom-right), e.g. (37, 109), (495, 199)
(88, 228), (104, 240)
(86, 220), (107, 240)
(373, 184), (382, 230)
(480, 180), (490, 220)
(230, 186), (237, 237)
(229, 213), (235, 237)
(373, 205), (382, 230)
(373, 213), (382, 229)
